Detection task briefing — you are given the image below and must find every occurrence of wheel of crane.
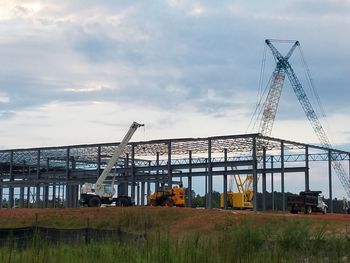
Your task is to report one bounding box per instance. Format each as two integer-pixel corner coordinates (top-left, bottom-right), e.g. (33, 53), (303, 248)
(88, 196), (101, 207)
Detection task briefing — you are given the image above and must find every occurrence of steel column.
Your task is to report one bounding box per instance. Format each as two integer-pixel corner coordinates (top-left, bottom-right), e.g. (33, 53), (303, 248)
(167, 140), (172, 188)
(0, 165), (3, 209)
(9, 151), (14, 208)
(262, 147), (267, 211)
(328, 150), (333, 213)
(187, 150), (192, 207)
(141, 182), (145, 205)
(155, 152), (160, 191)
(281, 141), (285, 212)
(131, 143), (136, 203)
(305, 145), (310, 191)
(252, 137), (258, 212)
(44, 185), (49, 208)
(208, 138), (212, 209)
(65, 147), (70, 207)
(223, 148), (228, 210)
(36, 186), (41, 208)
(36, 149), (41, 208)
(271, 157), (274, 211)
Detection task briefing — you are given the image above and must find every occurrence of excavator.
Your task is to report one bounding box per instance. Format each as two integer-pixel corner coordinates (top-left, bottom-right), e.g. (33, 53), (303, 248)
(147, 184), (185, 207)
(79, 122), (143, 207)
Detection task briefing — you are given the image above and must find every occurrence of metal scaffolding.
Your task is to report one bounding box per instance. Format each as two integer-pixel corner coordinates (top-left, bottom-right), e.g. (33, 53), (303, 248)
(0, 133), (349, 212)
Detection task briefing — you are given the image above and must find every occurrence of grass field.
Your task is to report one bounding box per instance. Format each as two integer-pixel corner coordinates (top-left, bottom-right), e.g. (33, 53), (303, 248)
(0, 207), (349, 262)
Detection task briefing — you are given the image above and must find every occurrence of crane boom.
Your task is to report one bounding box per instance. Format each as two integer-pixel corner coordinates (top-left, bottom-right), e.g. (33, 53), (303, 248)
(80, 121), (143, 207)
(265, 39), (350, 199)
(95, 122), (144, 195)
(259, 40), (299, 137)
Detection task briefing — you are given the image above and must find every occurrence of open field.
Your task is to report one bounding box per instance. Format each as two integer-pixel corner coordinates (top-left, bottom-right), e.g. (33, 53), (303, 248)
(0, 207), (350, 262)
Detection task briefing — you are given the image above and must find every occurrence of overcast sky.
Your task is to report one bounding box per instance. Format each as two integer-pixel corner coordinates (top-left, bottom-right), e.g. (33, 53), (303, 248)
(0, 0), (349, 149)
(1, 1), (349, 197)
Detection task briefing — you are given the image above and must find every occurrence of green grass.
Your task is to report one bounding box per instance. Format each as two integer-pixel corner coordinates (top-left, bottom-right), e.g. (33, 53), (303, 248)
(1, 217), (350, 263)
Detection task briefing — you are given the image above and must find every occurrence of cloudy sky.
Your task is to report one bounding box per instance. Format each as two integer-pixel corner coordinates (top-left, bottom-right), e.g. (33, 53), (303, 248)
(0, 0), (349, 149)
(0, 1), (349, 197)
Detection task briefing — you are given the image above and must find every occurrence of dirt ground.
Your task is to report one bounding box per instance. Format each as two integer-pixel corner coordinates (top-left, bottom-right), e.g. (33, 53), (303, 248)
(0, 207), (349, 235)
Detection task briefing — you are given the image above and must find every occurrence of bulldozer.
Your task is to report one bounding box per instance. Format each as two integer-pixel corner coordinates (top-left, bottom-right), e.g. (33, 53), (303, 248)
(148, 185), (185, 207)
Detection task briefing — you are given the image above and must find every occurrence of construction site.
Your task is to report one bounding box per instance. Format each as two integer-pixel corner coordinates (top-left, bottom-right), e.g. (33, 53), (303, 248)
(0, 39), (350, 214)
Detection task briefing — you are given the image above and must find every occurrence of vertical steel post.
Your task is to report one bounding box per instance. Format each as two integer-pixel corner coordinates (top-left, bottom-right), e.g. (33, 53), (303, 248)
(97, 145), (101, 180)
(156, 152), (160, 191)
(328, 150), (333, 213)
(305, 145), (310, 191)
(188, 150), (192, 207)
(208, 138), (212, 209)
(20, 161), (25, 208)
(141, 181), (145, 206)
(136, 182), (140, 205)
(131, 143), (135, 204)
(65, 147), (70, 208)
(26, 185), (30, 208)
(252, 137), (257, 212)
(52, 183), (56, 208)
(281, 141), (285, 212)
(44, 186), (49, 208)
(223, 148), (228, 210)
(271, 157), (274, 211)
(36, 185), (41, 208)
(167, 140), (172, 188)
(0, 165), (3, 209)
(262, 147), (267, 211)
(9, 151), (14, 208)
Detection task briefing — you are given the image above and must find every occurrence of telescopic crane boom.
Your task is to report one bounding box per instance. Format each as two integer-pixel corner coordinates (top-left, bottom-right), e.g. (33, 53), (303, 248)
(80, 122), (144, 207)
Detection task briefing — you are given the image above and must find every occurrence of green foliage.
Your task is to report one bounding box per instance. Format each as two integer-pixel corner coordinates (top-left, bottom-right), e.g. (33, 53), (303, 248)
(1, 216), (350, 263)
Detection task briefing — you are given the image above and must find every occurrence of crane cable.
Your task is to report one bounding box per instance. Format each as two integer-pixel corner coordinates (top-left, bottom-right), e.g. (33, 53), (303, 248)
(246, 44), (271, 133)
(297, 46), (337, 145)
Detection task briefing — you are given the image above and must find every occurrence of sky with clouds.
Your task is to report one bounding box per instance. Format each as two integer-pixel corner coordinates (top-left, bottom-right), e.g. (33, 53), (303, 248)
(0, 1), (350, 197)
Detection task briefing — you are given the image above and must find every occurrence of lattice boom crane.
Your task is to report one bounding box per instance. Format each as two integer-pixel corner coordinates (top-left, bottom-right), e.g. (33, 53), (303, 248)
(264, 39), (350, 199)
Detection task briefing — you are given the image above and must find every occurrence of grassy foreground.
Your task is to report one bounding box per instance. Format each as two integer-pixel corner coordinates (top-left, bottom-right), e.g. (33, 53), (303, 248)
(0, 207), (349, 262)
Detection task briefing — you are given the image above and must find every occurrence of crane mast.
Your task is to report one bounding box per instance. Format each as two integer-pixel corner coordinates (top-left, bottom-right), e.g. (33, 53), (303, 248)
(265, 39), (350, 199)
(259, 40), (299, 136)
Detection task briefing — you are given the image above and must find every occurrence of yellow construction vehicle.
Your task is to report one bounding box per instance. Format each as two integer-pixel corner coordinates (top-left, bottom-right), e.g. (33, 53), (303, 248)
(148, 185), (185, 207)
(220, 174), (253, 209)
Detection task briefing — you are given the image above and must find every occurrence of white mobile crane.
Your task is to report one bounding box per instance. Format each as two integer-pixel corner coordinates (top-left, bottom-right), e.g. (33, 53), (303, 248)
(80, 122), (144, 207)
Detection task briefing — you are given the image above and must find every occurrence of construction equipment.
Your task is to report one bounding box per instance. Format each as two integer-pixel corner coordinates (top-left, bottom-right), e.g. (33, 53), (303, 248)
(264, 39), (350, 199)
(79, 122), (143, 207)
(147, 184), (185, 207)
(287, 191), (328, 214)
(221, 41), (302, 209)
(220, 175), (253, 209)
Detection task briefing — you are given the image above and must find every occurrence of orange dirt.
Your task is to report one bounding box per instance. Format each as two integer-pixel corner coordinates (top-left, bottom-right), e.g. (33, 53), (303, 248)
(0, 207), (349, 235)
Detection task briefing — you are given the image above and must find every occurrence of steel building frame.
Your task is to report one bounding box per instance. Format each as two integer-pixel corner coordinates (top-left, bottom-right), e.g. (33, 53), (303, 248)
(0, 133), (349, 212)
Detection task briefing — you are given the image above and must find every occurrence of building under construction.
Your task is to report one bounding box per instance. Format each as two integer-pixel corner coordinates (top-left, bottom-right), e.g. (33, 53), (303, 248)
(0, 133), (349, 212)
(1, 40), (349, 212)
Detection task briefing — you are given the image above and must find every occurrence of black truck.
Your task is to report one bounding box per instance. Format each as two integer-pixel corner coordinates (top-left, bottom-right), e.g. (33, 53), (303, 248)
(287, 191), (328, 214)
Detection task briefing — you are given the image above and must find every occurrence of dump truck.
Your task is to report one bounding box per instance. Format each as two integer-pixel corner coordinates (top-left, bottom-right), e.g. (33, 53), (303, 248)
(287, 191), (328, 214)
(148, 185), (185, 207)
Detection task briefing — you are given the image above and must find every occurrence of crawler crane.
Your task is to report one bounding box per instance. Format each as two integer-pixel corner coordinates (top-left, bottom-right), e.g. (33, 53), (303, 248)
(224, 39), (350, 209)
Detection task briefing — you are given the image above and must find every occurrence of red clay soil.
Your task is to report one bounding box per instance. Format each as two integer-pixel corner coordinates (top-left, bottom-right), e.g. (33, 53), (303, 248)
(0, 207), (349, 235)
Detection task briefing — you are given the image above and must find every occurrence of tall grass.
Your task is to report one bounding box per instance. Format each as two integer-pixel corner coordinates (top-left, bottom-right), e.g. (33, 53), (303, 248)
(1, 218), (349, 263)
